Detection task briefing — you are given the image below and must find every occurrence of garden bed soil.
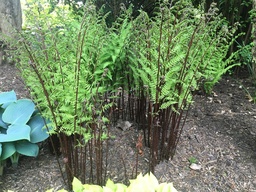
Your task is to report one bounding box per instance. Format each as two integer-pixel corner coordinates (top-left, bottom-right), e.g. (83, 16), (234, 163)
(0, 63), (256, 192)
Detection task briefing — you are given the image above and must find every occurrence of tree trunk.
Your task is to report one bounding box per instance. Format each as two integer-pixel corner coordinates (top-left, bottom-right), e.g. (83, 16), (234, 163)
(252, 0), (256, 79)
(0, 0), (22, 65)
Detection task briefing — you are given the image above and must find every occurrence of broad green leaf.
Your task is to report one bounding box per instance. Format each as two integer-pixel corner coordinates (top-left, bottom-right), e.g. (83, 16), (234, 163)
(0, 124), (31, 142)
(128, 174), (144, 192)
(115, 183), (127, 192)
(0, 90), (17, 106)
(127, 182), (147, 192)
(72, 177), (84, 192)
(0, 142), (16, 160)
(156, 183), (169, 192)
(105, 179), (116, 191)
(15, 141), (39, 157)
(28, 114), (50, 143)
(102, 186), (113, 192)
(148, 172), (159, 189)
(83, 185), (103, 192)
(167, 183), (178, 192)
(2, 99), (35, 125)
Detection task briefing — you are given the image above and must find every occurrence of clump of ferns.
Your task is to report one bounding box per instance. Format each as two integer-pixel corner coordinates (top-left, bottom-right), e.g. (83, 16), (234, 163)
(128, 1), (240, 172)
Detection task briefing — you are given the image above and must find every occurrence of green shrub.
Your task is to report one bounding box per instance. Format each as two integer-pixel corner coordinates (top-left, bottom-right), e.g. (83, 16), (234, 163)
(46, 172), (178, 192)
(0, 90), (51, 175)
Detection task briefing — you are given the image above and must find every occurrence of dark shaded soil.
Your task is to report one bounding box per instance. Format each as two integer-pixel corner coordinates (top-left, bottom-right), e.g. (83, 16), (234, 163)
(0, 63), (256, 192)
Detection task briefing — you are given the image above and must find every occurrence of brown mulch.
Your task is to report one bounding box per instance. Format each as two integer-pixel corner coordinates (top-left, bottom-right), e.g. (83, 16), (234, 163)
(0, 63), (256, 192)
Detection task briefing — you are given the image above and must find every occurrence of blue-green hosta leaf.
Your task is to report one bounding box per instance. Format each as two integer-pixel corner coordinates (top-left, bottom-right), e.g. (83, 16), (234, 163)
(2, 99), (35, 125)
(0, 142), (16, 160)
(0, 127), (7, 134)
(15, 141), (39, 157)
(0, 124), (31, 142)
(0, 143), (2, 156)
(0, 108), (7, 129)
(0, 90), (17, 107)
(28, 114), (50, 143)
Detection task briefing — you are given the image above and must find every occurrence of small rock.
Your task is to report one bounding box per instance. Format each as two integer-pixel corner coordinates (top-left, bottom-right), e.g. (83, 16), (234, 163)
(213, 91), (218, 97)
(250, 130), (256, 135)
(116, 119), (132, 131)
(214, 99), (222, 104)
(190, 163), (201, 171)
(207, 97), (213, 103)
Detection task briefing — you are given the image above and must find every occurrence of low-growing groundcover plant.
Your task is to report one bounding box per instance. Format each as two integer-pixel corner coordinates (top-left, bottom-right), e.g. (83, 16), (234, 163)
(0, 90), (51, 175)
(46, 172), (178, 192)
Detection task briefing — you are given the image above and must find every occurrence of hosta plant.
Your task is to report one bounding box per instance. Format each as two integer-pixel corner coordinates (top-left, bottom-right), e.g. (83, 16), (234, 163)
(46, 172), (178, 192)
(0, 90), (50, 175)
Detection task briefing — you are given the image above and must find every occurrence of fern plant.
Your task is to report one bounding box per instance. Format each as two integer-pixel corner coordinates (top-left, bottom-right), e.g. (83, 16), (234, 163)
(128, 1), (240, 170)
(6, 1), (119, 187)
(6, 0), (141, 187)
(193, 3), (241, 93)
